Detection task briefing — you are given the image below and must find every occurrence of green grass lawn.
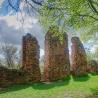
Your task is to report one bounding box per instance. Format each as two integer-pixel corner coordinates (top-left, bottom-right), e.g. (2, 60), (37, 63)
(0, 74), (98, 98)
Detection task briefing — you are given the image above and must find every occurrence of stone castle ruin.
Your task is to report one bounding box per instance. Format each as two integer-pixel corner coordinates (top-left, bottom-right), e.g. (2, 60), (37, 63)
(44, 31), (70, 81)
(0, 33), (41, 87)
(71, 37), (87, 76)
(22, 33), (41, 82)
(0, 28), (92, 87)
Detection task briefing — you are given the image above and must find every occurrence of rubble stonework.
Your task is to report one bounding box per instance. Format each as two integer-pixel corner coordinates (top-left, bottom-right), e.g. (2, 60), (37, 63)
(71, 37), (87, 76)
(44, 30), (70, 81)
(0, 67), (28, 87)
(87, 60), (98, 73)
(22, 33), (41, 82)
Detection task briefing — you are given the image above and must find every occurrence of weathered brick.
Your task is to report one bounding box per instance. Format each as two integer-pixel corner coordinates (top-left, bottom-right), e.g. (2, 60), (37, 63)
(71, 37), (87, 76)
(22, 33), (41, 82)
(44, 29), (70, 81)
(87, 60), (98, 73)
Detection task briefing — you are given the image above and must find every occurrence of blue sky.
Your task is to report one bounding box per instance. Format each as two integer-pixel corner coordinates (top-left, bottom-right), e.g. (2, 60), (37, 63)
(0, 0), (20, 16)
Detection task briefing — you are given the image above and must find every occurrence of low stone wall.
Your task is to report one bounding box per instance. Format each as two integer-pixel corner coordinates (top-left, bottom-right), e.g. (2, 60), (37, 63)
(0, 66), (28, 87)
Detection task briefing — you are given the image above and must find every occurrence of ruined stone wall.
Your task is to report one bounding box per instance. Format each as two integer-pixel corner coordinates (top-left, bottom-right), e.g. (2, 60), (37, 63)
(44, 31), (70, 81)
(0, 33), (41, 87)
(0, 32), (92, 87)
(22, 33), (41, 82)
(87, 60), (98, 73)
(0, 66), (28, 87)
(71, 37), (87, 76)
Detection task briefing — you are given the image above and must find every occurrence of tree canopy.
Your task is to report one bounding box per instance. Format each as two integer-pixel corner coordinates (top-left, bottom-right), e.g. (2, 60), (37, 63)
(39, 0), (98, 41)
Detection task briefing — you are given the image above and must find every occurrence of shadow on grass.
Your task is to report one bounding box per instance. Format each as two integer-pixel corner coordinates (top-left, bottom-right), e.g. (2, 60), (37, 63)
(72, 74), (90, 82)
(32, 76), (71, 90)
(0, 84), (30, 94)
(0, 74), (97, 94)
(90, 72), (98, 76)
(0, 76), (71, 94)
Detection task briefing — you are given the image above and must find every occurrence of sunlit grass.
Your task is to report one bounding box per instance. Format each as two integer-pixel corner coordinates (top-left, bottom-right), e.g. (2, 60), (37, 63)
(0, 74), (98, 98)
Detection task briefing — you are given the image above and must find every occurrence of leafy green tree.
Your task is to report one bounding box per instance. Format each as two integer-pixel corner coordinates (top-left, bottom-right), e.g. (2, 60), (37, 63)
(39, 0), (98, 40)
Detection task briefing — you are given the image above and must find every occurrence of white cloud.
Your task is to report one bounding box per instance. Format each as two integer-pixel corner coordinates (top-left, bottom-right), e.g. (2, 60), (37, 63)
(0, 14), (45, 57)
(0, 0), (45, 57)
(0, 0), (3, 4)
(0, 12), (39, 29)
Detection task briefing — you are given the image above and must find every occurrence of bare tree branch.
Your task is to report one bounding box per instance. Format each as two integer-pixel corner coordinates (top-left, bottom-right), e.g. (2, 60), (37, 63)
(31, 0), (43, 6)
(0, 43), (18, 69)
(26, 1), (39, 12)
(8, 0), (20, 11)
(7, 0), (43, 12)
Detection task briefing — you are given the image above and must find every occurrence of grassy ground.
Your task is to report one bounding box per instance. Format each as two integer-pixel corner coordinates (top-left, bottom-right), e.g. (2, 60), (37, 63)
(0, 74), (98, 98)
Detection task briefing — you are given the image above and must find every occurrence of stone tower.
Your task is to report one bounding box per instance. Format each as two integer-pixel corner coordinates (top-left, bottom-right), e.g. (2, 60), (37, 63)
(44, 30), (70, 81)
(22, 33), (41, 82)
(71, 37), (87, 76)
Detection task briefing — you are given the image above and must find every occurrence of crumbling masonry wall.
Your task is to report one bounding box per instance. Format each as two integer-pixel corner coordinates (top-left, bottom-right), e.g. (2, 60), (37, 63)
(0, 32), (91, 87)
(44, 31), (70, 81)
(22, 33), (41, 82)
(71, 37), (87, 76)
(0, 33), (41, 87)
(0, 67), (28, 87)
